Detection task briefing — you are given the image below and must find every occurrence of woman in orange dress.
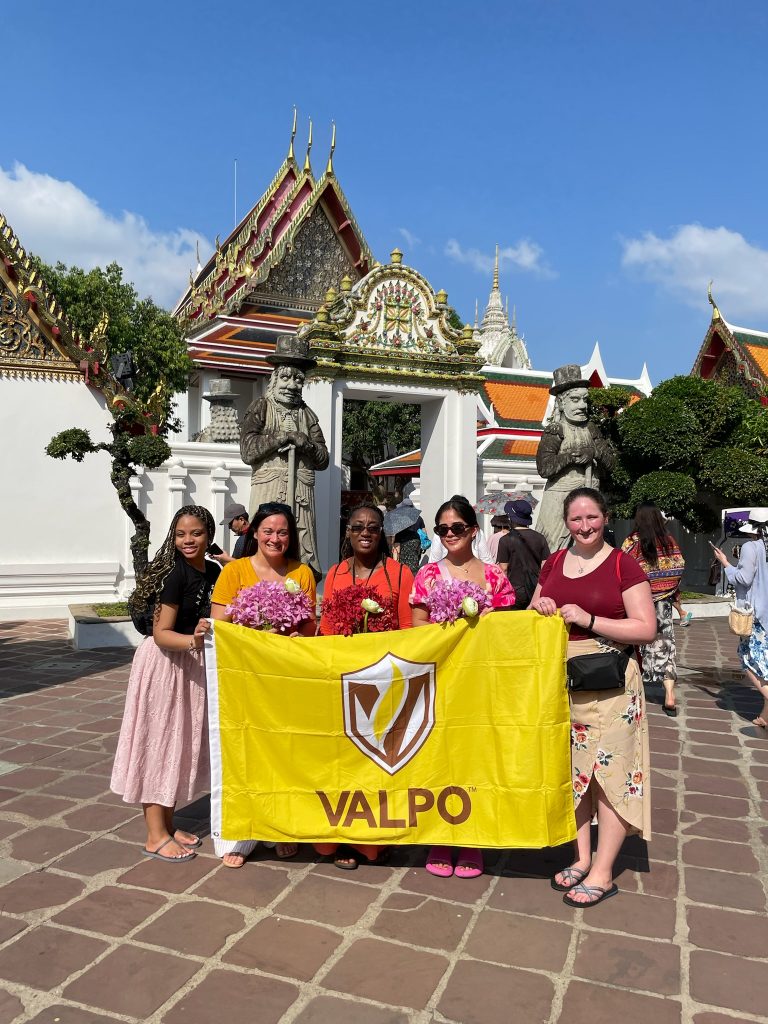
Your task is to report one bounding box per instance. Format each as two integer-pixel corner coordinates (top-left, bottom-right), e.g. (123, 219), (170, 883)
(315, 503), (414, 869)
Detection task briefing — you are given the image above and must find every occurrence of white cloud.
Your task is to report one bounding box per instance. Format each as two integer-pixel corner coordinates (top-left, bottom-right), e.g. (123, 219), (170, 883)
(0, 162), (212, 309)
(398, 227), (421, 249)
(445, 237), (556, 279)
(621, 223), (768, 319)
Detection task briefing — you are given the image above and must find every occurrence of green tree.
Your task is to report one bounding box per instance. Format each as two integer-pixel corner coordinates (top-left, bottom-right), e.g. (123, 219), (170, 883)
(342, 400), (421, 493)
(40, 259), (192, 576)
(593, 374), (768, 530)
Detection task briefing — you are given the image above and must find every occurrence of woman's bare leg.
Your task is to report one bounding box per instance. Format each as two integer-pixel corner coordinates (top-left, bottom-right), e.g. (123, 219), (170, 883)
(552, 784), (593, 886)
(143, 803), (188, 859)
(745, 667), (768, 726)
(566, 783), (629, 902)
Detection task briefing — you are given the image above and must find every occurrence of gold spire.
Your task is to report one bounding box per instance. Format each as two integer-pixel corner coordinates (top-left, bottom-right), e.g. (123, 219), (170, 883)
(493, 243), (499, 290)
(708, 280), (721, 321)
(303, 118), (313, 173)
(288, 106), (297, 161)
(326, 121), (336, 176)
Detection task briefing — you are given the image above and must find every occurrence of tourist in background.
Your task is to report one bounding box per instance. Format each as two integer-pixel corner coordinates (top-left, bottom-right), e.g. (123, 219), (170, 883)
(412, 495), (515, 878)
(531, 487), (655, 907)
(111, 506), (220, 862)
(315, 503), (413, 868)
(711, 509), (768, 729)
(209, 501), (317, 867)
(621, 502), (686, 716)
(497, 499), (550, 609)
(486, 514), (510, 562)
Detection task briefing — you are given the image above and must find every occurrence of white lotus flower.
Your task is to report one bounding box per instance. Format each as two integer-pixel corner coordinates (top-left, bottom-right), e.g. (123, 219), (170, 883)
(361, 598), (384, 614)
(284, 579), (301, 594)
(461, 596), (479, 618)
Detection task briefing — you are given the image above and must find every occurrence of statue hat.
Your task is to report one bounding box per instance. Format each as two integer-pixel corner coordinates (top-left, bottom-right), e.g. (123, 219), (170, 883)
(550, 364), (591, 396)
(267, 334), (317, 370)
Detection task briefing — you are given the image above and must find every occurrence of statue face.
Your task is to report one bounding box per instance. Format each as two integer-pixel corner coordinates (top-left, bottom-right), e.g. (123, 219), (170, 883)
(272, 365), (305, 406)
(559, 387), (589, 424)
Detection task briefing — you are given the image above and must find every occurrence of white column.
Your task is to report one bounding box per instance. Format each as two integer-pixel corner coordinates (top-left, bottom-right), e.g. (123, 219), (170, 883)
(210, 463), (232, 550)
(420, 390), (477, 528)
(167, 459), (188, 516)
(303, 377), (343, 576)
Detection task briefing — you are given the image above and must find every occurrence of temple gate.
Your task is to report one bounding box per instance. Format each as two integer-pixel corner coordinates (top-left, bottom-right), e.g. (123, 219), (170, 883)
(300, 249), (483, 573)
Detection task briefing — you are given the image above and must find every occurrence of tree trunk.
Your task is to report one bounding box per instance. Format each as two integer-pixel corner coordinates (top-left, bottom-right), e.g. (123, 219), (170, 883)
(109, 429), (151, 577)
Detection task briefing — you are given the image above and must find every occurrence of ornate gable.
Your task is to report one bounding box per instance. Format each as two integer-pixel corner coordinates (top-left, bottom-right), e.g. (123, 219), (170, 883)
(0, 214), (83, 380)
(301, 249), (482, 389)
(258, 203), (358, 304)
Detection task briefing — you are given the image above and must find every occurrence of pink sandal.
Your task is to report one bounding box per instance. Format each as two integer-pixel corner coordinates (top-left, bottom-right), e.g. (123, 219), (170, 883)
(425, 845), (454, 877)
(454, 848), (483, 878)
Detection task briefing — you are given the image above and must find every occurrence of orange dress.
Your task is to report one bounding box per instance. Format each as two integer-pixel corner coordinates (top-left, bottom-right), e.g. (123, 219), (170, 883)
(318, 557), (414, 635)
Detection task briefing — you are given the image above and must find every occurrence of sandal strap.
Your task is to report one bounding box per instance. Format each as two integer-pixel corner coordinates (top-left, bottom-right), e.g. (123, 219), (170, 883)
(570, 882), (609, 899)
(559, 866), (588, 884)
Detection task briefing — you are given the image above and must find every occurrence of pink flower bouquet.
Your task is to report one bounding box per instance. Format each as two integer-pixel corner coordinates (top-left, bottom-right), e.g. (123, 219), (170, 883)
(227, 579), (313, 633)
(424, 579), (491, 624)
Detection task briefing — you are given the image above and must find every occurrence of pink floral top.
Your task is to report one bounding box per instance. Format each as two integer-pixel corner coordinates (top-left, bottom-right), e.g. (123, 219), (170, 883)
(410, 560), (515, 614)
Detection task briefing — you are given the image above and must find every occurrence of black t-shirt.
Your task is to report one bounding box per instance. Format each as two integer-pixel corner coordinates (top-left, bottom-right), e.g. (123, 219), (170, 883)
(232, 533), (247, 559)
(158, 558), (221, 635)
(497, 528), (550, 599)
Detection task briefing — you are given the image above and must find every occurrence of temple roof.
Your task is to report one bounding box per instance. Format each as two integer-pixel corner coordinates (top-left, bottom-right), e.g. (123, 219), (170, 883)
(175, 124), (373, 338)
(692, 294), (768, 391)
(0, 212), (89, 381)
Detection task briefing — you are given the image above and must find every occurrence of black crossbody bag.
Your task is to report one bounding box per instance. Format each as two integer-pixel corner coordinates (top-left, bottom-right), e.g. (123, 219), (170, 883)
(567, 646), (633, 692)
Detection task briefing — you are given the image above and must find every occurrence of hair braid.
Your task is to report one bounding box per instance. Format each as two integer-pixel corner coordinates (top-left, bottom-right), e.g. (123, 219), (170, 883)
(128, 505), (216, 617)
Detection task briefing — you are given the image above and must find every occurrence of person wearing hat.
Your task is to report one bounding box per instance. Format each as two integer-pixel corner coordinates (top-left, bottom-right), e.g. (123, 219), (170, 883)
(212, 503), (250, 565)
(239, 335), (329, 578)
(711, 508), (768, 729)
(535, 364), (615, 552)
(497, 500), (550, 608)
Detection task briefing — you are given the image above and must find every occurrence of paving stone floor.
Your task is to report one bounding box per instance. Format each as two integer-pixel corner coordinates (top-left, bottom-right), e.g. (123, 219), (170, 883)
(0, 616), (766, 1023)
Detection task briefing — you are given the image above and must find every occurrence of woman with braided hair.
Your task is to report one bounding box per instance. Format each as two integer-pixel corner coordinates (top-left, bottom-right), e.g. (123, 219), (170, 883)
(111, 505), (220, 862)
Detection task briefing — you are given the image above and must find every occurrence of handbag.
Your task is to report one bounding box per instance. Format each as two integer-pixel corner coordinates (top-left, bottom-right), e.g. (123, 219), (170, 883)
(567, 647), (633, 692)
(728, 603), (754, 637)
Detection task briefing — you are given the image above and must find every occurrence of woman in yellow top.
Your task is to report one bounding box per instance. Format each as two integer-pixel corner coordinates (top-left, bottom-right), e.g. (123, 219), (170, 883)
(210, 501), (317, 868)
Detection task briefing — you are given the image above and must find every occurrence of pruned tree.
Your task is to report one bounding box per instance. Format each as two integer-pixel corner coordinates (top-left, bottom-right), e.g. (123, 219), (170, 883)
(37, 259), (192, 575)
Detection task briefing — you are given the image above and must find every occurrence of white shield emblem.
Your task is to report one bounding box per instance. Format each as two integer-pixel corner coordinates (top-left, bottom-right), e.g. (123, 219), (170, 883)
(341, 653), (436, 775)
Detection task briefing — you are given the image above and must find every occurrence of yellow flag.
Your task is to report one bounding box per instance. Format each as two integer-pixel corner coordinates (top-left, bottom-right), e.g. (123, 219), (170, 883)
(206, 612), (575, 848)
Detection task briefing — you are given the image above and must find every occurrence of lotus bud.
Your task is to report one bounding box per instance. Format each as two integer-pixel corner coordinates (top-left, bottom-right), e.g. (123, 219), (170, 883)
(284, 579), (301, 594)
(461, 596), (479, 618)
(361, 598), (384, 614)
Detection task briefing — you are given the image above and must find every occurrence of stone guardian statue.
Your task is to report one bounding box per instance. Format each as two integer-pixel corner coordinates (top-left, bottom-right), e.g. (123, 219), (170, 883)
(240, 335), (329, 577)
(535, 364), (615, 551)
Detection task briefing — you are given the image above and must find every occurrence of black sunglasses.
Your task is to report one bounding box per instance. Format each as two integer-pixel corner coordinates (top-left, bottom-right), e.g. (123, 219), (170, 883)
(435, 523), (470, 537)
(257, 502), (292, 517)
(348, 523), (382, 534)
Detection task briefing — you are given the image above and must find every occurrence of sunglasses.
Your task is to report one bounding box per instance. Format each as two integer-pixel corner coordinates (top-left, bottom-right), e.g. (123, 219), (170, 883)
(348, 523), (382, 534)
(435, 523), (470, 538)
(257, 502), (292, 517)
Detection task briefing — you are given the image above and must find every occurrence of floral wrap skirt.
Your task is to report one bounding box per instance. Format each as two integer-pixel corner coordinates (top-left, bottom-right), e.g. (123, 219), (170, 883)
(568, 638), (651, 840)
(738, 617), (768, 683)
(640, 598), (677, 686)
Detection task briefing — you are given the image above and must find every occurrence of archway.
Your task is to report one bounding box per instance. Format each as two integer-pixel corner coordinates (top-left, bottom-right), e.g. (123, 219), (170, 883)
(300, 250), (483, 574)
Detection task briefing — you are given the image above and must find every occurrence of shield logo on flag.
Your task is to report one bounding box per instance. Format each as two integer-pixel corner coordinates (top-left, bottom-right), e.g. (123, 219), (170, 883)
(341, 654), (436, 775)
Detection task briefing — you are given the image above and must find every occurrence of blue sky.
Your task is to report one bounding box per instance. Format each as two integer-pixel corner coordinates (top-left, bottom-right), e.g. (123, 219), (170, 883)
(3, 0), (768, 383)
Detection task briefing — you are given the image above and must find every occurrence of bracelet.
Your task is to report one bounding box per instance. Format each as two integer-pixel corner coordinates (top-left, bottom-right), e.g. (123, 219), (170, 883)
(188, 636), (197, 652)
(587, 613), (596, 631)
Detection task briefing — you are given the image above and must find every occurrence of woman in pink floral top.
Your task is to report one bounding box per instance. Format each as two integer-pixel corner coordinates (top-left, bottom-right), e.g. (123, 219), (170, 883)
(410, 495), (514, 878)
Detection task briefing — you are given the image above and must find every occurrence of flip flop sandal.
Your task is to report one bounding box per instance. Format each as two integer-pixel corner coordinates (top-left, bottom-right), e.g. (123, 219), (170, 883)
(221, 852), (247, 869)
(143, 837), (196, 863)
(174, 831), (203, 848)
(275, 843), (299, 860)
(454, 848), (483, 879)
(426, 845), (454, 877)
(551, 865), (590, 892)
(563, 882), (619, 908)
(662, 703), (678, 717)
(333, 846), (360, 871)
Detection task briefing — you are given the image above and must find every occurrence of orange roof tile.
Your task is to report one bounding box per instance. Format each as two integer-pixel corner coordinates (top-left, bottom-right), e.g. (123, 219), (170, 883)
(501, 439), (540, 457)
(745, 344), (768, 379)
(484, 381), (550, 424)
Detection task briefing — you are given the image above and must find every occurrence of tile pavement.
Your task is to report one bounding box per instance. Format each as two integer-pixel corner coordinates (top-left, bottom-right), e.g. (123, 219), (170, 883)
(0, 616), (766, 1023)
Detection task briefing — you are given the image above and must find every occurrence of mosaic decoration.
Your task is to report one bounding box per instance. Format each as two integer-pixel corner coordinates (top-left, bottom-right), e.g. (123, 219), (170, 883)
(260, 205), (357, 303)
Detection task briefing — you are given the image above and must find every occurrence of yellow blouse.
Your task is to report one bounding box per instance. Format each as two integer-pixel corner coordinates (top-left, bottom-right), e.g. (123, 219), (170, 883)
(211, 557), (317, 612)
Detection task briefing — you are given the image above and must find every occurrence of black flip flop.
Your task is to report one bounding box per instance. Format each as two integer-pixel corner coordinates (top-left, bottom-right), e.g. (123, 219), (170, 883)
(662, 703), (678, 717)
(563, 882), (619, 908)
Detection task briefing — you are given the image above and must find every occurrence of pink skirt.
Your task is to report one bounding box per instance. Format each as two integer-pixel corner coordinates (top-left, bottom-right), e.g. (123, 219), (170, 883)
(110, 637), (210, 806)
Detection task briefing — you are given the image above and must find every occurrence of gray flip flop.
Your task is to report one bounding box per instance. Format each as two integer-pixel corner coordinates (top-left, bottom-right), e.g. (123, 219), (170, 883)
(143, 836), (196, 862)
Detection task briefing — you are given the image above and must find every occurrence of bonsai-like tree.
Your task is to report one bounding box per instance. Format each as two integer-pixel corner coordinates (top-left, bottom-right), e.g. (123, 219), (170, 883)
(37, 260), (192, 576)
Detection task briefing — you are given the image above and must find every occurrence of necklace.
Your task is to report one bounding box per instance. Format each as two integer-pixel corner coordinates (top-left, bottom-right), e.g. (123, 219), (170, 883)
(450, 559), (473, 576)
(351, 558), (379, 585)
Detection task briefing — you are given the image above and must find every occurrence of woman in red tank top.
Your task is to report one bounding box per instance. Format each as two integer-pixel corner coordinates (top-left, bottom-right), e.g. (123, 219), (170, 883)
(531, 488), (655, 908)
